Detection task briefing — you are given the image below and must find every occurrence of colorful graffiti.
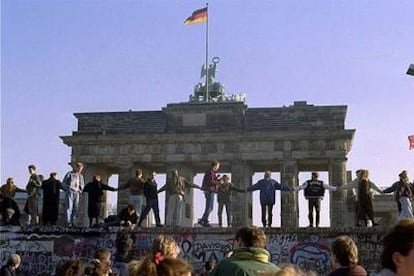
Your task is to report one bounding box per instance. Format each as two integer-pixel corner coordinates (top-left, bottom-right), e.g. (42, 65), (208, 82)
(0, 226), (385, 276)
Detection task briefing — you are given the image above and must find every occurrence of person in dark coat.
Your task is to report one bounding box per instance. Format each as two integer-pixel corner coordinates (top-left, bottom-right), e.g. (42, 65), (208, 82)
(83, 175), (117, 227)
(41, 172), (64, 225)
(137, 171), (162, 227)
(0, 192), (21, 226)
(0, 253), (21, 276)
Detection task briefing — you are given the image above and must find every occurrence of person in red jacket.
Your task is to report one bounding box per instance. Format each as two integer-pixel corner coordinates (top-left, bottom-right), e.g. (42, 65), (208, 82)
(198, 160), (221, 227)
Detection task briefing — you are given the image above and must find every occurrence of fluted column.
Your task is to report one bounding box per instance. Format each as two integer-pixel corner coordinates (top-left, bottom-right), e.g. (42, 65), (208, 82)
(329, 159), (348, 227)
(280, 160), (299, 229)
(117, 165), (135, 211)
(231, 161), (253, 227)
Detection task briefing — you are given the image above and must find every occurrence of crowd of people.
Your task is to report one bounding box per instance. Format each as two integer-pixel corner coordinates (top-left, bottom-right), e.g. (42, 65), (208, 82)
(0, 161), (413, 229)
(1, 219), (413, 275)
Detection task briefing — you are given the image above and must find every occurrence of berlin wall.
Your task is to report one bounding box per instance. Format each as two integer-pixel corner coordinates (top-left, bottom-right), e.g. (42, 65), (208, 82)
(0, 226), (384, 275)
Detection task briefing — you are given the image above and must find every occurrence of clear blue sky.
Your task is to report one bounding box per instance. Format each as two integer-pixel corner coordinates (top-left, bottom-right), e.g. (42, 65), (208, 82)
(1, 0), (413, 226)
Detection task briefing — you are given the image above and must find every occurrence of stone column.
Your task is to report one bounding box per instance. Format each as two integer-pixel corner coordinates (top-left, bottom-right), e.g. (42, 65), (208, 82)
(280, 160), (299, 229)
(329, 159), (349, 227)
(117, 166), (135, 212)
(231, 161), (253, 228)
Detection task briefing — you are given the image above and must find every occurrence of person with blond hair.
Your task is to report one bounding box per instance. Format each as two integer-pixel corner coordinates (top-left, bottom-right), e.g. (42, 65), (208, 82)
(136, 234), (184, 275)
(0, 177), (26, 198)
(378, 218), (414, 276)
(62, 162), (85, 227)
(88, 248), (114, 276)
(328, 235), (367, 275)
(340, 169), (382, 227)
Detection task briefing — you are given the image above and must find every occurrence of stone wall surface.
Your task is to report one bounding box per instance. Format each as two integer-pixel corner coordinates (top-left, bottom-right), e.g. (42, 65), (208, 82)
(0, 227), (386, 276)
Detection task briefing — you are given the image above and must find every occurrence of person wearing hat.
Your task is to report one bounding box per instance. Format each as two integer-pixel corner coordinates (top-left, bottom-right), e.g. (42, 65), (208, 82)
(295, 172), (338, 228)
(383, 171), (414, 220)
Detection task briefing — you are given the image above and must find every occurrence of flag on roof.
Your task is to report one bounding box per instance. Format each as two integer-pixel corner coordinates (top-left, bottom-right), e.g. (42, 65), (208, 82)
(409, 135), (414, 150)
(184, 7), (207, 25)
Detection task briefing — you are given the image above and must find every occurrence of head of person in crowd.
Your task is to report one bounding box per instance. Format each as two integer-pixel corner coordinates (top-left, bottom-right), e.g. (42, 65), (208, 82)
(398, 170), (409, 183)
(151, 235), (181, 258)
(148, 171), (156, 181)
(235, 226), (267, 249)
(4, 253), (21, 273)
(93, 175), (101, 183)
(264, 171), (272, 179)
(329, 235), (367, 276)
(134, 256), (191, 276)
(211, 160), (220, 172)
(28, 164), (36, 174)
(381, 218), (414, 275)
(127, 204), (137, 216)
(331, 235), (359, 267)
(137, 235), (182, 275)
(128, 260), (142, 276)
(155, 257), (192, 276)
(5, 177), (15, 188)
(359, 169), (369, 181)
(55, 259), (84, 276)
(92, 248), (112, 276)
(74, 162), (84, 173)
(272, 263), (316, 276)
(311, 172), (319, 180)
(135, 169), (143, 178)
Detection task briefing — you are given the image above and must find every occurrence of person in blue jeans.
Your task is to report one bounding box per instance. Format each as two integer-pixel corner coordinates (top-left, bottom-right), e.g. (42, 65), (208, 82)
(199, 160), (221, 227)
(62, 162), (85, 227)
(246, 171), (292, 228)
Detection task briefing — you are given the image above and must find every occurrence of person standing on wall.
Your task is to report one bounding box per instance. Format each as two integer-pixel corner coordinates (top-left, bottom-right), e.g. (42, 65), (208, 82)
(62, 162), (85, 227)
(41, 172), (64, 226)
(137, 171), (163, 227)
(340, 169), (383, 227)
(198, 160), (221, 227)
(24, 164), (42, 226)
(158, 169), (200, 227)
(217, 174), (244, 228)
(246, 171), (292, 228)
(118, 169), (145, 219)
(383, 170), (413, 220)
(83, 175), (118, 227)
(295, 172), (338, 228)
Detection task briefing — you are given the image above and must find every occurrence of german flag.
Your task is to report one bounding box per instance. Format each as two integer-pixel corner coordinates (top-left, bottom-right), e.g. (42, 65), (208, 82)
(184, 7), (207, 25)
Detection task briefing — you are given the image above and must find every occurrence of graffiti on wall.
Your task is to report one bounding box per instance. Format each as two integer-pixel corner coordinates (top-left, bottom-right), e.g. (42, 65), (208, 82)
(0, 227), (384, 276)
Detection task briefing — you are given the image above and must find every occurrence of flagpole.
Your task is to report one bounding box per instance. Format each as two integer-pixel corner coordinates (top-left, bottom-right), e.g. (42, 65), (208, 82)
(205, 2), (209, 102)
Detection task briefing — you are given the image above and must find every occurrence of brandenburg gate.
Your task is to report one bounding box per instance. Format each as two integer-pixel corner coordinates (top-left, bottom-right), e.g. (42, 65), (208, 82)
(61, 99), (355, 228)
